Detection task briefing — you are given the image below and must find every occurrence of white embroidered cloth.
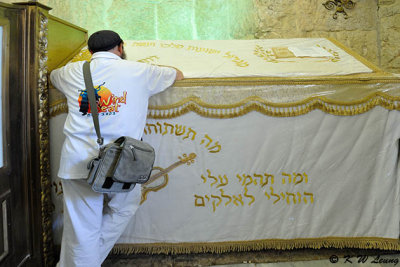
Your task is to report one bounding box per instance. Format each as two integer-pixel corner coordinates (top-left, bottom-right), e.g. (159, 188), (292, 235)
(114, 107), (400, 246)
(124, 38), (373, 78)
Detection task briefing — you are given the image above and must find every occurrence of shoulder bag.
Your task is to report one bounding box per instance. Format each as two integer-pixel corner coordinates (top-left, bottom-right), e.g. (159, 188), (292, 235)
(83, 61), (155, 193)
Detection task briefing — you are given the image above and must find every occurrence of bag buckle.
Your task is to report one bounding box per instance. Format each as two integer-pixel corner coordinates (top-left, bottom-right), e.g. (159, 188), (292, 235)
(97, 137), (104, 146)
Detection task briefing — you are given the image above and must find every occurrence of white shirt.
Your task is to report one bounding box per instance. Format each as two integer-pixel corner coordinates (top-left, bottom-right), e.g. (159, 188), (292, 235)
(50, 52), (176, 179)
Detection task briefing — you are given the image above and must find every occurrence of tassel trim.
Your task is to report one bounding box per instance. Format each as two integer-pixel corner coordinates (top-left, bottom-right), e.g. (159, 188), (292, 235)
(111, 237), (400, 255)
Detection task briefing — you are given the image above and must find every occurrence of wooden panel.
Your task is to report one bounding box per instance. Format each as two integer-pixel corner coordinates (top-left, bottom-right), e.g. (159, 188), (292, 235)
(0, 197), (9, 262)
(47, 15), (87, 71)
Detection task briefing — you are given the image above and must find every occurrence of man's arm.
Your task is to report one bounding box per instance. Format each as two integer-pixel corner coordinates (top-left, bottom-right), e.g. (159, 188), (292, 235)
(157, 65), (184, 81)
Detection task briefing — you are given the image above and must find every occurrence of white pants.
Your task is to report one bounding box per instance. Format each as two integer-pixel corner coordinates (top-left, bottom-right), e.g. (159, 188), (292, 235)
(58, 179), (141, 267)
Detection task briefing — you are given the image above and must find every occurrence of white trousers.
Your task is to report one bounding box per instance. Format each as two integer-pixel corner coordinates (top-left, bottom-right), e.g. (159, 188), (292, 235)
(58, 179), (141, 267)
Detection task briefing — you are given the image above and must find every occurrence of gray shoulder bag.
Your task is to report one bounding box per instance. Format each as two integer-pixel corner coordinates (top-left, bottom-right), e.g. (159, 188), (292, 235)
(83, 61), (155, 193)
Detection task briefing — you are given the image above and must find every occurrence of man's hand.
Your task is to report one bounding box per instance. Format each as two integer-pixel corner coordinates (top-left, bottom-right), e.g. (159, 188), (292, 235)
(175, 68), (184, 81)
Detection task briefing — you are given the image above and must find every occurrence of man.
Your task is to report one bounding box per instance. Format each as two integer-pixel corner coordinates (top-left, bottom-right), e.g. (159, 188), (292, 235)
(50, 30), (183, 267)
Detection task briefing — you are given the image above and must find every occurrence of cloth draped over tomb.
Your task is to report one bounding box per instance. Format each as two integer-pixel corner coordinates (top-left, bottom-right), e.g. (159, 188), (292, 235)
(49, 38), (400, 253)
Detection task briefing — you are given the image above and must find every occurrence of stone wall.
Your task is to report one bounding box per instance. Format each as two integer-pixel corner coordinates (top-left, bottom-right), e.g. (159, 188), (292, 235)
(378, 0), (400, 73)
(254, 0), (400, 73)
(11, 0), (255, 40)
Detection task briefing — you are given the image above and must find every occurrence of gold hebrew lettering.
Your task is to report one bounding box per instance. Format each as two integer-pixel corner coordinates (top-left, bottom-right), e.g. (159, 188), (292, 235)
(208, 141), (221, 154)
(162, 122), (174, 135)
(207, 169), (218, 187)
(161, 43), (171, 48)
(297, 192), (302, 203)
(236, 174), (243, 183)
(232, 194), (244, 206)
(242, 175), (253, 187)
(183, 127), (196, 140)
(224, 51), (233, 58)
(235, 60), (249, 67)
(205, 195), (210, 202)
(293, 173), (303, 185)
(304, 172), (308, 183)
(200, 134), (212, 147)
(132, 41), (155, 47)
(280, 192), (286, 202)
(264, 173), (274, 186)
(171, 43), (184, 49)
(201, 175), (207, 183)
(270, 187), (280, 204)
(286, 192), (297, 204)
(244, 187), (255, 206)
(217, 175), (228, 188)
(253, 173), (264, 185)
(175, 125), (186, 136)
(220, 189), (232, 206)
(146, 123), (157, 134)
(304, 192), (314, 204)
(156, 122), (162, 133)
(264, 191), (271, 200)
(194, 195), (205, 207)
(137, 55), (159, 63)
(211, 195), (222, 212)
(282, 172), (292, 184)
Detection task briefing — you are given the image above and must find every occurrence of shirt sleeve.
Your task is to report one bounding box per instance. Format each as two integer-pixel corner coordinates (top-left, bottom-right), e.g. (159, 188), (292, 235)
(50, 68), (62, 94)
(145, 65), (177, 96)
(50, 62), (82, 95)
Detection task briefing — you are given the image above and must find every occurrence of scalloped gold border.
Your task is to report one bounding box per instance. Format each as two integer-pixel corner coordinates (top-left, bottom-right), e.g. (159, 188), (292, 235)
(50, 92), (400, 119)
(146, 92), (400, 119)
(112, 237), (400, 254)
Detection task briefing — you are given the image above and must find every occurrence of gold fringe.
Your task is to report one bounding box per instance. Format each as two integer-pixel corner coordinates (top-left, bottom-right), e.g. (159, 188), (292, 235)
(50, 101), (68, 117)
(112, 237), (400, 255)
(147, 92), (400, 119)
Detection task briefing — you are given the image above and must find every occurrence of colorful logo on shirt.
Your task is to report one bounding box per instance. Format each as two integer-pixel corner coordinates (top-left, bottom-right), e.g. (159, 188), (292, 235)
(78, 82), (127, 116)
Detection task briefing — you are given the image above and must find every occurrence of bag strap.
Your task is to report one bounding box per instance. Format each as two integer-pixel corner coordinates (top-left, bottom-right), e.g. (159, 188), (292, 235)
(83, 61), (104, 146)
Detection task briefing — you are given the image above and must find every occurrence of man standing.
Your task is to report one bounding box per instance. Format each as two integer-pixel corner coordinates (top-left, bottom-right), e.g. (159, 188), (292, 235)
(50, 30), (183, 267)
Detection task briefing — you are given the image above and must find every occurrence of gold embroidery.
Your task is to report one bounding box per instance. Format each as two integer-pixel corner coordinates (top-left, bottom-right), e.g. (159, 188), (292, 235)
(316, 44), (340, 62)
(140, 153), (196, 204)
(70, 48), (91, 63)
(254, 44), (340, 63)
(130, 41), (156, 47)
(197, 170), (314, 211)
(254, 45), (278, 63)
(144, 123), (223, 153)
(271, 47), (296, 59)
(137, 55), (160, 64)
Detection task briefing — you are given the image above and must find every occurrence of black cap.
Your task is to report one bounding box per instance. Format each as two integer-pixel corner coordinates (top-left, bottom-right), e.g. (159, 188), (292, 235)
(88, 30), (123, 53)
